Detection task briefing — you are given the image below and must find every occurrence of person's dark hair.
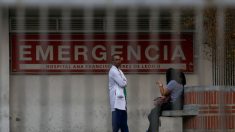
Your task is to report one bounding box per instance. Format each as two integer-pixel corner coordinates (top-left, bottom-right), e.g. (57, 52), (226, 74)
(180, 71), (186, 86)
(166, 68), (186, 86)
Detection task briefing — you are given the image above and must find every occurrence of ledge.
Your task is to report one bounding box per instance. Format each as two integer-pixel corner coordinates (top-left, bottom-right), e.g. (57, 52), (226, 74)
(162, 109), (198, 117)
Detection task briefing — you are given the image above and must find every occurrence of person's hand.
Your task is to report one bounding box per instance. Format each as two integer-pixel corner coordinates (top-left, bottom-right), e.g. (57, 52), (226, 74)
(153, 96), (165, 101)
(153, 96), (166, 106)
(156, 81), (163, 87)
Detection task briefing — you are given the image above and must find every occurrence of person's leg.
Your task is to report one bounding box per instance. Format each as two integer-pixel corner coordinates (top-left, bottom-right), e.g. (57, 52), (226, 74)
(120, 110), (129, 132)
(147, 106), (161, 132)
(112, 110), (120, 132)
(161, 101), (172, 111)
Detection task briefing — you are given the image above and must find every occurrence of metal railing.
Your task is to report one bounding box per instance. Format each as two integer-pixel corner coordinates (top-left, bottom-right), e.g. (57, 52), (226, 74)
(0, 1), (235, 132)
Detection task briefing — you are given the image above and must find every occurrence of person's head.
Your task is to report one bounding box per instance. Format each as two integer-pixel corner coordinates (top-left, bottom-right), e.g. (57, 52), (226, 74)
(112, 54), (122, 68)
(166, 68), (186, 86)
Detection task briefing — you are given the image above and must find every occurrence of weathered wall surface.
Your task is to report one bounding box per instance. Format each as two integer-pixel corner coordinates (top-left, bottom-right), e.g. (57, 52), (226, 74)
(10, 73), (210, 132)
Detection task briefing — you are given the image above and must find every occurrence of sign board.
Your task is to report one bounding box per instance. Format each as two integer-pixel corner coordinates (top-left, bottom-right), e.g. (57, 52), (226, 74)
(11, 33), (193, 74)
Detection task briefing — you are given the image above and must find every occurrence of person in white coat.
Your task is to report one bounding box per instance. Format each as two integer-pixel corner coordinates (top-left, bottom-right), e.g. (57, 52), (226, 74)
(108, 54), (129, 132)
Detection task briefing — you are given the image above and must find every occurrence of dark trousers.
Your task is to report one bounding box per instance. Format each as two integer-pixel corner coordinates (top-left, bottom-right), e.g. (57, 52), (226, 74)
(112, 109), (129, 132)
(147, 102), (172, 132)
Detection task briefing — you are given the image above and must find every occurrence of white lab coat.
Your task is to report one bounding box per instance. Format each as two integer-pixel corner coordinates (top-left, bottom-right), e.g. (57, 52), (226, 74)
(108, 65), (127, 111)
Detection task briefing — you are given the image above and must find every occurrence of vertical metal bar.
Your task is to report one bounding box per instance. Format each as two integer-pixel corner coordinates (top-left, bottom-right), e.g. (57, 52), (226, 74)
(128, 6), (140, 131)
(213, 11), (218, 86)
(209, 8), (217, 85)
(234, 46), (235, 85)
(106, 5), (114, 130)
(217, 7), (223, 85)
(195, 7), (205, 85)
(225, 19), (229, 85)
(233, 46), (235, 85)
(216, 6), (226, 131)
(128, 7), (138, 66)
(0, 7), (10, 132)
(39, 7), (50, 132)
(216, 7), (225, 86)
(106, 6), (114, 56)
(0, 7), (2, 131)
(225, 31), (228, 85)
(14, 5), (26, 132)
(172, 8), (181, 37)
(61, 8), (72, 131)
(84, 6), (94, 131)
(213, 41), (216, 85)
(195, 6), (204, 130)
(171, 8), (182, 70)
(149, 7), (160, 104)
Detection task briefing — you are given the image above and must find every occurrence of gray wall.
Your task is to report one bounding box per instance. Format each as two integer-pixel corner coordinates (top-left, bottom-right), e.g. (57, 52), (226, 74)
(0, 7), (214, 132)
(10, 73), (211, 132)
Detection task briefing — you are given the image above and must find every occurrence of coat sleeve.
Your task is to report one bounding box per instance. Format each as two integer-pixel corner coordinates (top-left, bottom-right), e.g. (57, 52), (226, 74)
(110, 69), (127, 88)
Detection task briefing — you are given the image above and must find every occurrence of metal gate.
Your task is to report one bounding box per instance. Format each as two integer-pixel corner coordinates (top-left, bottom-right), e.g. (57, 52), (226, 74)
(0, 0), (235, 132)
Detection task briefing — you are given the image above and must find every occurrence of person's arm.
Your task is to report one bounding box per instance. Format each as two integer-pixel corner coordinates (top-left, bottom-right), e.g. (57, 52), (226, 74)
(111, 69), (127, 88)
(156, 81), (170, 96)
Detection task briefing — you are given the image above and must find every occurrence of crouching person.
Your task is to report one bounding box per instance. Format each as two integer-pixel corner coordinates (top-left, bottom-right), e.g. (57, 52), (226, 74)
(147, 68), (186, 132)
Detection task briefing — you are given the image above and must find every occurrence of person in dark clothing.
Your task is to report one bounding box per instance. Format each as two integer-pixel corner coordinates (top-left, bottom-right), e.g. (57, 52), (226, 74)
(147, 68), (186, 132)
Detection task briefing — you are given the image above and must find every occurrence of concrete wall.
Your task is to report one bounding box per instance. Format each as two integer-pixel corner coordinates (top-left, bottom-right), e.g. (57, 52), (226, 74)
(10, 73), (211, 132)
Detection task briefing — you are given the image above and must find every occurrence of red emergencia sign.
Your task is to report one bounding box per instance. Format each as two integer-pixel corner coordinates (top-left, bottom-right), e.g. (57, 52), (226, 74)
(11, 33), (193, 74)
